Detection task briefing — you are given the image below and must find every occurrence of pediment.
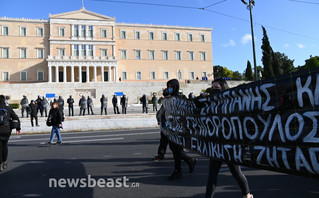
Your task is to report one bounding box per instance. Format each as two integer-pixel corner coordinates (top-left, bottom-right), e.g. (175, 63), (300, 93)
(50, 7), (115, 21)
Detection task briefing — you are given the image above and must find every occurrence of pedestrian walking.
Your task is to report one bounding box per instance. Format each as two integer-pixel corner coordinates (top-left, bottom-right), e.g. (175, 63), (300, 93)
(0, 95), (21, 172)
(29, 100), (39, 127)
(46, 101), (63, 145)
(100, 94), (108, 115)
(67, 95), (74, 116)
(140, 94), (148, 113)
(87, 96), (94, 115)
(151, 93), (158, 111)
(79, 95), (87, 116)
(42, 96), (49, 117)
(20, 95), (29, 118)
(112, 95), (120, 114)
(205, 79), (253, 198)
(120, 94), (128, 114)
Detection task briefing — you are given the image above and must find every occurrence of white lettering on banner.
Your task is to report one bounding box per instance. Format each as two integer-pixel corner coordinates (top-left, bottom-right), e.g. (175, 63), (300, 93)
(296, 74), (319, 108)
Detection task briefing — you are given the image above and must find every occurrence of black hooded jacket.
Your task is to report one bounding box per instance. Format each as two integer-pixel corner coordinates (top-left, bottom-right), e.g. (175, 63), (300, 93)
(166, 79), (180, 96)
(0, 99), (21, 139)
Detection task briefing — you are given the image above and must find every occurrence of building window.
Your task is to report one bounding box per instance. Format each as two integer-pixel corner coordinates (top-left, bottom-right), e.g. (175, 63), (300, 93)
(58, 49), (65, 57)
(59, 27), (65, 37)
(201, 34), (205, 42)
(81, 45), (86, 56)
(20, 71), (27, 81)
(2, 72), (9, 81)
(74, 45), (79, 56)
(121, 50), (127, 59)
(2, 26), (9, 36)
(150, 71), (156, 80)
(20, 48), (27, 59)
(135, 31), (140, 40)
(88, 45), (93, 56)
(74, 25), (79, 37)
(188, 51), (194, 61)
(88, 26), (93, 38)
(37, 27), (43, 37)
(120, 30), (126, 39)
(188, 33), (193, 42)
(175, 33), (180, 41)
(81, 25), (86, 37)
(136, 71), (141, 80)
(164, 71), (169, 80)
(149, 32), (154, 40)
(190, 71), (195, 80)
(37, 49), (44, 59)
(20, 27), (26, 36)
(162, 32), (167, 40)
(122, 71), (127, 80)
(135, 50), (141, 60)
(177, 70), (182, 80)
(162, 51), (168, 60)
(201, 52), (206, 61)
(37, 71), (44, 81)
(101, 29), (107, 38)
(176, 51), (181, 60)
(149, 50), (155, 60)
(202, 72), (207, 78)
(101, 49), (107, 57)
(2, 48), (9, 58)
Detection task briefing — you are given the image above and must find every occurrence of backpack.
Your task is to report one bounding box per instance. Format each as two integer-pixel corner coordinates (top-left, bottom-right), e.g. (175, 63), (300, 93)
(46, 112), (53, 126)
(0, 108), (8, 125)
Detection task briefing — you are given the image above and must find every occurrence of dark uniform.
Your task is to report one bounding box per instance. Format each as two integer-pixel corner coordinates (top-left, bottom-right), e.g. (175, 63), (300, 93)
(79, 95), (87, 116)
(20, 95), (29, 118)
(67, 95), (74, 116)
(100, 94), (108, 115)
(87, 96), (94, 115)
(112, 95), (120, 114)
(29, 100), (39, 127)
(120, 95), (128, 114)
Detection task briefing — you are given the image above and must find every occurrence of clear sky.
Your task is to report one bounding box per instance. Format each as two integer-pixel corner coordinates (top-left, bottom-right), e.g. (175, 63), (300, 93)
(0, 0), (318, 73)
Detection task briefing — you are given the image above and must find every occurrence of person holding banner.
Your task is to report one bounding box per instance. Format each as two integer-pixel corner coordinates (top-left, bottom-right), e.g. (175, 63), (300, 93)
(205, 79), (253, 198)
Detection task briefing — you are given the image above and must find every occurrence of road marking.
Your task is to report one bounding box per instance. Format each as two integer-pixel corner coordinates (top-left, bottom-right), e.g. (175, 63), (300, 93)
(10, 131), (158, 143)
(40, 137), (124, 144)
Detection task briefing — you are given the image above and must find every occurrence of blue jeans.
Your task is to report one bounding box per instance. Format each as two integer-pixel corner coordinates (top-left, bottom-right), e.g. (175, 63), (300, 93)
(49, 125), (62, 143)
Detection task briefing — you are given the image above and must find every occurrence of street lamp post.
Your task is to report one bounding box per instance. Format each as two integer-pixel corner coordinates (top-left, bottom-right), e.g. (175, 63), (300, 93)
(241, 0), (258, 81)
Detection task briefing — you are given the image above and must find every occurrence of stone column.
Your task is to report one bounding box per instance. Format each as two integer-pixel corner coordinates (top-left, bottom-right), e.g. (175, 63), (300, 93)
(108, 66), (112, 82)
(63, 66), (67, 83)
(71, 66), (74, 83)
(86, 66), (90, 82)
(79, 66), (82, 83)
(94, 66), (97, 82)
(101, 66), (104, 82)
(48, 65), (52, 83)
(55, 66), (59, 83)
(114, 66), (118, 82)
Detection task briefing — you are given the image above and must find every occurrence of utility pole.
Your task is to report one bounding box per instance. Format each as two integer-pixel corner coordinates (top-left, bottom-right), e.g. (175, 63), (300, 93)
(241, 0), (258, 81)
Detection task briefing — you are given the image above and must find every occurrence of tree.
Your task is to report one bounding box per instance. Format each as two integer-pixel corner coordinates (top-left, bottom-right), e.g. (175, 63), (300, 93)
(213, 65), (224, 78)
(220, 67), (233, 79)
(304, 56), (319, 69)
(272, 51), (283, 76)
(245, 60), (253, 81)
(281, 53), (295, 74)
(261, 26), (274, 79)
(232, 71), (243, 80)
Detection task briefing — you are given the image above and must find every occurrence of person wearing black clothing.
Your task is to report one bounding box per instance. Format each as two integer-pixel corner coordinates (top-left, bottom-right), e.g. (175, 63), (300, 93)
(151, 93), (158, 111)
(47, 101), (63, 145)
(57, 96), (64, 111)
(42, 96), (49, 117)
(120, 94), (128, 114)
(36, 95), (43, 117)
(165, 79), (197, 180)
(87, 96), (94, 115)
(0, 95), (21, 172)
(112, 95), (120, 114)
(79, 95), (87, 116)
(20, 95), (29, 118)
(29, 100), (39, 127)
(100, 94), (108, 115)
(205, 79), (253, 198)
(140, 94), (148, 113)
(67, 95), (74, 116)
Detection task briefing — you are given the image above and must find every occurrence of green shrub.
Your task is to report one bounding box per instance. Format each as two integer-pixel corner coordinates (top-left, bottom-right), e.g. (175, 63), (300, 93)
(9, 103), (20, 109)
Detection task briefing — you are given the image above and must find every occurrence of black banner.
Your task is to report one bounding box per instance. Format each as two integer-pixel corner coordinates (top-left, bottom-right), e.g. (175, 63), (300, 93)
(161, 69), (319, 178)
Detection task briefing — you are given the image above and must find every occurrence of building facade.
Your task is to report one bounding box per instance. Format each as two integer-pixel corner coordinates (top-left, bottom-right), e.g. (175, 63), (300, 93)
(0, 7), (213, 83)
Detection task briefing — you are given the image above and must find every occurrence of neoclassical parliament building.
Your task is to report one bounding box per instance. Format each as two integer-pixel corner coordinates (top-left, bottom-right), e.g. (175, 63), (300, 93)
(0, 7), (213, 83)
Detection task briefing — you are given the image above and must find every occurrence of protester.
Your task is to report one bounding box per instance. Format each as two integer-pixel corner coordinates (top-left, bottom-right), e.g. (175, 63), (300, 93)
(67, 95), (74, 116)
(100, 94), (108, 115)
(57, 96), (64, 111)
(205, 79), (253, 198)
(140, 94), (148, 113)
(112, 95), (120, 114)
(162, 79), (197, 180)
(47, 101), (63, 145)
(151, 93), (158, 111)
(87, 96), (94, 115)
(36, 95), (43, 117)
(29, 100), (39, 127)
(42, 96), (49, 117)
(79, 95), (87, 116)
(0, 95), (21, 172)
(188, 92), (195, 99)
(20, 95), (29, 118)
(120, 94), (128, 114)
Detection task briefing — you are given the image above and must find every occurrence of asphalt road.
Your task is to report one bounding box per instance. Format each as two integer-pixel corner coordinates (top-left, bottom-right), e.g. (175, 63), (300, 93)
(0, 129), (318, 198)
